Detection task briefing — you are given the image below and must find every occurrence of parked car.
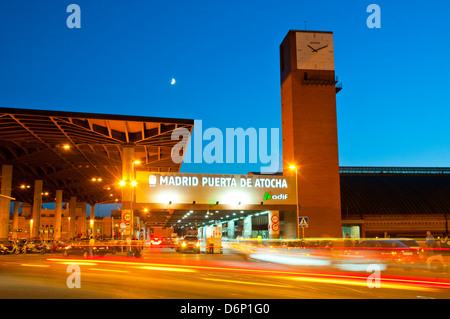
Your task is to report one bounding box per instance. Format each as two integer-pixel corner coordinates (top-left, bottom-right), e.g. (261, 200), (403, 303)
(98, 238), (117, 254)
(62, 238), (108, 257)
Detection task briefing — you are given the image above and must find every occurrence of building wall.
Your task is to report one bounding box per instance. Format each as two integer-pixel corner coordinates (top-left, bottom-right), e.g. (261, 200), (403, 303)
(343, 214), (448, 238)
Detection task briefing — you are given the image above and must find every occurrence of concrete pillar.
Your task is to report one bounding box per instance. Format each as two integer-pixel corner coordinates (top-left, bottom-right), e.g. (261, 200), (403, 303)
(11, 201), (20, 239)
(283, 210), (297, 239)
(80, 202), (87, 235)
(31, 180), (43, 239)
(21, 203), (32, 217)
(122, 146), (135, 211)
(69, 196), (77, 239)
(54, 190), (63, 240)
(90, 204), (95, 220)
(122, 146), (136, 237)
(243, 215), (252, 238)
(228, 220), (235, 239)
(268, 210), (280, 239)
(89, 205), (95, 236)
(0, 165), (13, 239)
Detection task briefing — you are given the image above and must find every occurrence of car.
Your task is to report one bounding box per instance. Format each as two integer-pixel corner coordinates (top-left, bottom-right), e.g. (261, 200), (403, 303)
(62, 238), (108, 258)
(176, 235), (201, 253)
(150, 237), (162, 246)
(161, 237), (175, 248)
(344, 239), (421, 266)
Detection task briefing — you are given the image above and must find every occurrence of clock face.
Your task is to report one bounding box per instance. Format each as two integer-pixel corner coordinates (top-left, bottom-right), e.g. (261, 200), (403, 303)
(296, 32), (334, 71)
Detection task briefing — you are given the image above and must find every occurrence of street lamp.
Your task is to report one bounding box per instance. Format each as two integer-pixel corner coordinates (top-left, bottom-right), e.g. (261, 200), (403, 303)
(90, 219), (94, 238)
(290, 165), (301, 239)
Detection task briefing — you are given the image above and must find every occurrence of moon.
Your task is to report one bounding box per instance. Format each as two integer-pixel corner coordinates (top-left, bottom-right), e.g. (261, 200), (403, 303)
(171, 78), (176, 85)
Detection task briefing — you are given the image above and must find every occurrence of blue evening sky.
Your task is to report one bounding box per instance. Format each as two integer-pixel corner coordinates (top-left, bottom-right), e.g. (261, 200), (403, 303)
(1, 0), (449, 176)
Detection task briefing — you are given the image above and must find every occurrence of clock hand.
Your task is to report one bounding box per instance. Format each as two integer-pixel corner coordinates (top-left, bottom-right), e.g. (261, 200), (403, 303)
(315, 44), (329, 51)
(307, 45), (318, 52)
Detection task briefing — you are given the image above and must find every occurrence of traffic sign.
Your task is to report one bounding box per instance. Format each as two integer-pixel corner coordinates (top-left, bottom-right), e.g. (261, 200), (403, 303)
(272, 223), (279, 232)
(123, 212), (132, 222)
(299, 217), (309, 228)
(271, 215), (279, 223)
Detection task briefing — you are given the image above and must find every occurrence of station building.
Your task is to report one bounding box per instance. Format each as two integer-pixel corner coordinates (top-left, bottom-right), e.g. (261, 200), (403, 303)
(1, 30), (449, 241)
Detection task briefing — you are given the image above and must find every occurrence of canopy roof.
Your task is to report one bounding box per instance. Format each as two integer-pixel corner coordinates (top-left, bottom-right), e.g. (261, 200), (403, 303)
(0, 107), (194, 205)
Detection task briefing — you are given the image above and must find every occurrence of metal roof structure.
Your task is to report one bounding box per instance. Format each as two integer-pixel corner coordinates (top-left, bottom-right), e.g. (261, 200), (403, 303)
(340, 169), (450, 216)
(0, 107), (194, 205)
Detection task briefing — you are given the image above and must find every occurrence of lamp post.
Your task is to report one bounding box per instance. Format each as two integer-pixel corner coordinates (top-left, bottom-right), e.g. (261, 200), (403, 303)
(289, 165), (300, 239)
(30, 219), (33, 239)
(90, 219), (94, 238)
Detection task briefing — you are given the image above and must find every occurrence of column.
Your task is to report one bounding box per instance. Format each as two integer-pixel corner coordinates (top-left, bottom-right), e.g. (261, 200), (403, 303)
(12, 201), (20, 239)
(89, 205), (95, 237)
(80, 202), (87, 236)
(228, 220), (235, 239)
(283, 210), (297, 239)
(0, 165), (13, 239)
(31, 180), (43, 239)
(122, 146), (135, 211)
(268, 210), (280, 239)
(122, 145), (135, 236)
(69, 196), (77, 239)
(90, 204), (95, 220)
(243, 215), (252, 238)
(54, 190), (63, 240)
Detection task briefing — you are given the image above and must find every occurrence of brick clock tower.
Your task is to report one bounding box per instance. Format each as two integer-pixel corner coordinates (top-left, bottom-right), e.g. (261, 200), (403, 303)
(280, 30), (342, 238)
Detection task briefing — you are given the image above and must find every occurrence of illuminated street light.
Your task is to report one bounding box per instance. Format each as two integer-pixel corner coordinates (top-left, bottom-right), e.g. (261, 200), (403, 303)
(119, 180), (126, 186)
(131, 180), (137, 187)
(63, 144), (71, 150)
(90, 219), (94, 238)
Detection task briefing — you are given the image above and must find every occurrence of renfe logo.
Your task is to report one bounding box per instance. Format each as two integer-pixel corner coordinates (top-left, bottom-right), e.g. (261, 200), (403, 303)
(263, 192), (288, 200)
(149, 175), (157, 187)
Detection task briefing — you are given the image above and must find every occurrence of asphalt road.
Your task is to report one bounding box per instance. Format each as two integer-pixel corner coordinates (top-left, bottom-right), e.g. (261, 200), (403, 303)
(1, 247), (450, 300)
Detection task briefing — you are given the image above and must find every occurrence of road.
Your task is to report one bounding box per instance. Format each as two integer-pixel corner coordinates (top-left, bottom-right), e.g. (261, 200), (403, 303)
(1, 247), (450, 300)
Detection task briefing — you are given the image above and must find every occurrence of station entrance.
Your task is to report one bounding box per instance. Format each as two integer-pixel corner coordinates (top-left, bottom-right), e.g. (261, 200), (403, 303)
(130, 171), (299, 240)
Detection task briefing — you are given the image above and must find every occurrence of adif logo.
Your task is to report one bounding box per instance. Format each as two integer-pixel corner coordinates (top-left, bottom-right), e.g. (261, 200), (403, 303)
(149, 175), (157, 187)
(263, 192), (288, 200)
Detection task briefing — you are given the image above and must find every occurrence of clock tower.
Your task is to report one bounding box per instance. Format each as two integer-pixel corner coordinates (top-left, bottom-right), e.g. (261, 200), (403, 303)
(280, 30), (342, 238)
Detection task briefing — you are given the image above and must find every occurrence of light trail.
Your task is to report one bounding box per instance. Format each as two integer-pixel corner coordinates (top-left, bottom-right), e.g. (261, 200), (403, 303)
(201, 277), (293, 288)
(21, 264), (50, 268)
(88, 268), (130, 273)
(46, 257), (450, 291)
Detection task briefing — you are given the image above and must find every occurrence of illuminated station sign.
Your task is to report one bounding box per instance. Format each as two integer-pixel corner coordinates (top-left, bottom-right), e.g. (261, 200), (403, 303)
(135, 172), (296, 206)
